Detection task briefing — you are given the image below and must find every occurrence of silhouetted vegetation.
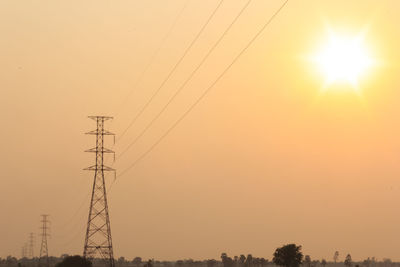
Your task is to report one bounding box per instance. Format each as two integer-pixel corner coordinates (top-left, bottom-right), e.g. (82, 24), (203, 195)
(334, 252), (339, 264)
(304, 256), (311, 267)
(2, 249), (400, 267)
(220, 253), (268, 267)
(55, 255), (92, 267)
(273, 244), (303, 267)
(133, 257), (143, 267)
(344, 255), (352, 267)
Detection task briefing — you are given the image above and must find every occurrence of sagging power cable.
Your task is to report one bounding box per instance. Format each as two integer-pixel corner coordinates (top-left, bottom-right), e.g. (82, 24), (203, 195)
(117, 0), (225, 142)
(114, 0), (289, 182)
(117, 0), (252, 160)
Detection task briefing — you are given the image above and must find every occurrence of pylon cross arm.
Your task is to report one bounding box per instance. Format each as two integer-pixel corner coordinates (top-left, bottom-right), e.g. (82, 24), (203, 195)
(85, 147), (115, 153)
(85, 130), (115, 135)
(84, 165), (115, 172)
(88, 115), (113, 120)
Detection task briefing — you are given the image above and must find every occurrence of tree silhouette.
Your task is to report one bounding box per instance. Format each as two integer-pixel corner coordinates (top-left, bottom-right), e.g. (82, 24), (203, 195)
(207, 259), (217, 267)
(344, 254), (352, 267)
(312, 260), (320, 267)
(144, 259), (153, 267)
(246, 255), (253, 267)
(304, 256), (311, 267)
(363, 258), (371, 267)
(333, 252), (339, 264)
(321, 259), (327, 267)
(55, 256), (92, 267)
(234, 256), (239, 267)
(260, 258), (268, 267)
(273, 244), (303, 267)
(240, 255), (246, 267)
(133, 257), (142, 267)
(118, 257), (126, 266)
(221, 253), (234, 267)
(6, 256), (18, 266)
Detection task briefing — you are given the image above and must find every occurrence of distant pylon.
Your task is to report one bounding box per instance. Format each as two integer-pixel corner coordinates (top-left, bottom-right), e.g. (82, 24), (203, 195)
(83, 116), (115, 267)
(39, 214), (50, 267)
(21, 243), (27, 258)
(27, 232), (34, 259)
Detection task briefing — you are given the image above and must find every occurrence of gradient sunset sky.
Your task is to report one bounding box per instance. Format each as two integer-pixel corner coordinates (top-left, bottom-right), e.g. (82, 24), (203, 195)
(1, 0), (400, 261)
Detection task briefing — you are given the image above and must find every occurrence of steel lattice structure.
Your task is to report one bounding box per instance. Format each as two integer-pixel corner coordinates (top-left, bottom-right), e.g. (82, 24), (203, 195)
(21, 243), (27, 259)
(39, 214), (50, 267)
(83, 116), (115, 267)
(28, 233), (34, 259)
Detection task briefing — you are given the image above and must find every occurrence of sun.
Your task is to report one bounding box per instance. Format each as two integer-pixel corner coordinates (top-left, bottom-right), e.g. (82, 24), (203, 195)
(312, 30), (373, 90)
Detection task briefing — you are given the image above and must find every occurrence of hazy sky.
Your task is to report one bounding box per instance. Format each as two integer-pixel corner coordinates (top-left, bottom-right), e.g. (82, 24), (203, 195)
(1, 0), (400, 262)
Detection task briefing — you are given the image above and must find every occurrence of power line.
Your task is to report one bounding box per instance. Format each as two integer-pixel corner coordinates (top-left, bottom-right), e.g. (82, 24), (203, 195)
(114, 0), (190, 118)
(117, 0), (225, 142)
(59, 222), (87, 249)
(105, 0), (226, 186)
(61, 1), (190, 236)
(116, 0), (289, 179)
(57, 193), (89, 232)
(117, 0), (252, 160)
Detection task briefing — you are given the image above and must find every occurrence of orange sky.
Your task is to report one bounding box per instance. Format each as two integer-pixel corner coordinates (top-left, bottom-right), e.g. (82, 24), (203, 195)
(1, 0), (400, 261)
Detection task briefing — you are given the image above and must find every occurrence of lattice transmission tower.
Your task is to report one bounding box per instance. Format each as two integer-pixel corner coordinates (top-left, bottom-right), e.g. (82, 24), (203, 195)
(27, 232), (35, 259)
(21, 243), (27, 258)
(83, 116), (115, 267)
(39, 214), (50, 267)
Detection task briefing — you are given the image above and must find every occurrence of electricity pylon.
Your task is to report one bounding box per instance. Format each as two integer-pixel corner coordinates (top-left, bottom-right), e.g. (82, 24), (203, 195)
(83, 116), (115, 267)
(28, 233), (34, 259)
(21, 243), (27, 258)
(39, 214), (50, 267)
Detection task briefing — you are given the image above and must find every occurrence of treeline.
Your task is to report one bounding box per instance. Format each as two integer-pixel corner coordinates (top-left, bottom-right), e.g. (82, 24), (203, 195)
(1, 257), (399, 267)
(1, 244), (400, 267)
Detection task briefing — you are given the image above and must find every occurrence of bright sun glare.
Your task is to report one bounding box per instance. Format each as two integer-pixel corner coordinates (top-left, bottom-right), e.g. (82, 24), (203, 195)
(313, 30), (373, 90)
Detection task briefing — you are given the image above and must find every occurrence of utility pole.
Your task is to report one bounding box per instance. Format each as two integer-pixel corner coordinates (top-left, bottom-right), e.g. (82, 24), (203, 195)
(27, 232), (34, 259)
(39, 215), (50, 267)
(83, 116), (115, 267)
